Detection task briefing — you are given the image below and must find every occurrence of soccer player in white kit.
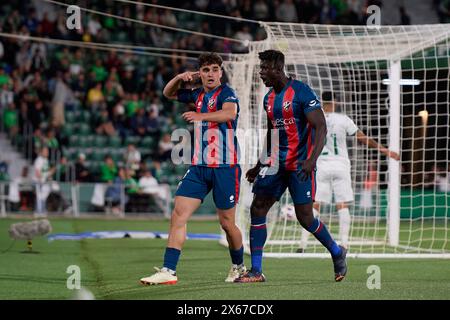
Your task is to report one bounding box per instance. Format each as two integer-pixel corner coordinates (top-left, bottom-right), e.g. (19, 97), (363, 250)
(300, 91), (400, 251)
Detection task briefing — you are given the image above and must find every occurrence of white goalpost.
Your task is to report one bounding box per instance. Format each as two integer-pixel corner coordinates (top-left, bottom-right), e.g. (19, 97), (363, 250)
(223, 23), (450, 258)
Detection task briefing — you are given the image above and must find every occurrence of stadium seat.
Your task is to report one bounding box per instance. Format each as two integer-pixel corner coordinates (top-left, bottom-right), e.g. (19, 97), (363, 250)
(93, 135), (107, 148)
(90, 149), (107, 162)
(124, 135), (141, 146)
(108, 136), (122, 148)
(68, 135), (80, 147)
(110, 149), (124, 163)
(65, 111), (76, 123)
(62, 123), (75, 137)
(77, 123), (92, 136)
(139, 136), (154, 149)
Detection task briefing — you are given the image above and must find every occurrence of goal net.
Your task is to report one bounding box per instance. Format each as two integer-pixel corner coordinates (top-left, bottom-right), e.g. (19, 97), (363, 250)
(223, 23), (450, 258)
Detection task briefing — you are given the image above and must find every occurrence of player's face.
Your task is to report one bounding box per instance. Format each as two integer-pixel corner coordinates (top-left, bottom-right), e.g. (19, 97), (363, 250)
(259, 60), (279, 87)
(323, 101), (335, 113)
(199, 64), (222, 90)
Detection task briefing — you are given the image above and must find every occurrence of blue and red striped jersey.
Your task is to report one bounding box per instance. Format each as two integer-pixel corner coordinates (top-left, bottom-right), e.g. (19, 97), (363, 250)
(264, 79), (321, 171)
(177, 83), (239, 168)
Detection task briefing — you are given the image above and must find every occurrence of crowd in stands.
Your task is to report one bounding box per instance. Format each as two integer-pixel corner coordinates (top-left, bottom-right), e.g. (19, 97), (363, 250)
(0, 0), (447, 213)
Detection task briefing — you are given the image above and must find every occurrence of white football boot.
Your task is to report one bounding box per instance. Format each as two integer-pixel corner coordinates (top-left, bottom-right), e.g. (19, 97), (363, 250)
(140, 267), (178, 285)
(225, 264), (247, 283)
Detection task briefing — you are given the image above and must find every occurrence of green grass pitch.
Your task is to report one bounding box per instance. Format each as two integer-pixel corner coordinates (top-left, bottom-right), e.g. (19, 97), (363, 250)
(0, 218), (449, 300)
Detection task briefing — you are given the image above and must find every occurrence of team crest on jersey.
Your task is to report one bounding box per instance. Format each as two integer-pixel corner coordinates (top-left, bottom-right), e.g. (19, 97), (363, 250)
(283, 101), (291, 110)
(208, 99), (216, 109)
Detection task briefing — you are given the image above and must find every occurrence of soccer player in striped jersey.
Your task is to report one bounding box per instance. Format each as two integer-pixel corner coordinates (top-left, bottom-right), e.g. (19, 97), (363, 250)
(140, 53), (246, 285)
(235, 50), (347, 283)
(299, 91), (400, 251)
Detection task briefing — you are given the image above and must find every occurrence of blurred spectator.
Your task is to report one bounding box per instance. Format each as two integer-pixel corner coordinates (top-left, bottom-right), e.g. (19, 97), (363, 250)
(28, 99), (47, 130)
(276, 0), (299, 22)
(103, 79), (124, 109)
(100, 155), (117, 183)
(44, 128), (60, 164)
(438, 0), (450, 23)
(111, 100), (129, 139)
(94, 108), (116, 136)
(75, 153), (93, 183)
(138, 167), (157, 190)
(125, 93), (143, 117)
(399, 6), (411, 25)
(0, 160), (9, 182)
(124, 143), (141, 171)
(87, 82), (106, 110)
(145, 108), (160, 137)
(130, 107), (147, 137)
(253, 0), (270, 21)
(104, 166), (125, 217)
(0, 83), (14, 109)
(433, 165), (450, 192)
(2, 102), (19, 141)
(33, 147), (56, 214)
(233, 25), (253, 53)
(8, 165), (34, 211)
(40, 12), (55, 37)
(158, 133), (174, 162)
(52, 72), (75, 127)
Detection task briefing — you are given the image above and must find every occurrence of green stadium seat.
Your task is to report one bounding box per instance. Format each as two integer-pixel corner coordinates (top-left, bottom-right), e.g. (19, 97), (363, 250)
(139, 136), (154, 149)
(81, 110), (92, 123)
(108, 136), (122, 148)
(110, 149), (124, 163)
(90, 149), (107, 162)
(65, 111), (76, 123)
(77, 135), (92, 148)
(124, 135), (141, 146)
(93, 135), (107, 148)
(66, 148), (79, 161)
(77, 123), (91, 136)
(62, 123), (75, 137)
(68, 135), (80, 147)
(88, 161), (101, 176)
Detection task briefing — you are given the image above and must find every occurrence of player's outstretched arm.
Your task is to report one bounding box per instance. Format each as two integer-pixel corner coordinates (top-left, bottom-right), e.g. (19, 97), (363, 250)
(163, 71), (199, 100)
(182, 102), (237, 123)
(356, 130), (400, 160)
(299, 109), (327, 179)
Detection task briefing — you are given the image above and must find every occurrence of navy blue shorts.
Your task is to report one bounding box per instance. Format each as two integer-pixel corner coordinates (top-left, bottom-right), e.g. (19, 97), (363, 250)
(175, 165), (241, 210)
(252, 166), (316, 205)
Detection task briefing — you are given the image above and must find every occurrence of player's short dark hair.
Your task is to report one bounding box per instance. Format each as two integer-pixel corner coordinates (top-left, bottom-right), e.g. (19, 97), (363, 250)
(321, 91), (336, 102)
(258, 50), (285, 69)
(198, 53), (223, 68)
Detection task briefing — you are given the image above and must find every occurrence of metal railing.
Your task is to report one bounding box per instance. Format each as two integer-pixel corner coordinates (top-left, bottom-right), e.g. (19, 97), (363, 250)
(0, 181), (172, 218)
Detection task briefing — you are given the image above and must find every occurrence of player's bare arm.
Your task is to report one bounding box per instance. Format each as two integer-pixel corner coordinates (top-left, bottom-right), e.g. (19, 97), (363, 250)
(356, 130), (400, 160)
(246, 115), (273, 183)
(162, 71), (200, 100)
(182, 102), (237, 123)
(300, 108), (327, 179)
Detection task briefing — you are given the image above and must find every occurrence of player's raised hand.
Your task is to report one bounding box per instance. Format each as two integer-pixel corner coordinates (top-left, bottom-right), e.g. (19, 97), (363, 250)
(246, 166), (261, 183)
(182, 111), (203, 123)
(298, 158), (316, 181)
(177, 71), (200, 83)
(388, 150), (400, 161)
